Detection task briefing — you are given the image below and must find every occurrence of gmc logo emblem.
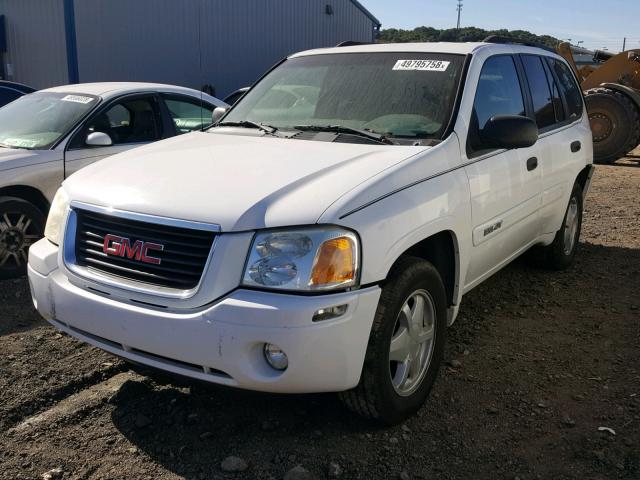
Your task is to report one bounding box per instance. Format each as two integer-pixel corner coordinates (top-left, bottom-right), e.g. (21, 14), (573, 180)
(103, 234), (164, 265)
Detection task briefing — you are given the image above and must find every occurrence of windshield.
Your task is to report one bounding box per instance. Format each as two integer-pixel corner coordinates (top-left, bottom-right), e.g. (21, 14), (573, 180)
(223, 52), (466, 140)
(0, 92), (99, 150)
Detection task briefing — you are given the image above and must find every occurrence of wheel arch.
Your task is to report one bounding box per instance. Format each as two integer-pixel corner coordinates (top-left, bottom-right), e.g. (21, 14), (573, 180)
(0, 185), (50, 215)
(575, 164), (595, 197)
(385, 230), (460, 312)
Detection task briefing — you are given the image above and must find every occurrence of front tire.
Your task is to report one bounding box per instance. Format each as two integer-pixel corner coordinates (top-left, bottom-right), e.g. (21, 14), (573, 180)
(0, 197), (45, 280)
(340, 256), (447, 424)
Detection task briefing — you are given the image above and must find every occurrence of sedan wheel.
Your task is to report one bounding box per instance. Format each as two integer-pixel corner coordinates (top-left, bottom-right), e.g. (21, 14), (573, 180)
(0, 197), (45, 279)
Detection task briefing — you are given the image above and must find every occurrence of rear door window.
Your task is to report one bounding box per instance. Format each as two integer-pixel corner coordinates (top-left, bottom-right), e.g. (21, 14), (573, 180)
(163, 95), (215, 134)
(521, 55), (556, 130)
(542, 59), (565, 124)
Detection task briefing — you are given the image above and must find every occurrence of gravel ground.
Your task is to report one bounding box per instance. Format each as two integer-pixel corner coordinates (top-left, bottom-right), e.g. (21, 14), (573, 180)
(0, 158), (638, 480)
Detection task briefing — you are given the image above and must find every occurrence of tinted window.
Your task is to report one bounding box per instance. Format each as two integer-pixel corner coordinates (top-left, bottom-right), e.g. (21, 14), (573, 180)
(543, 59), (565, 123)
(469, 55), (525, 152)
(522, 55), (556, 129)
(79, 97), (161, 147)
(0, 88), (22, 107)
(549, 59), (584, 120)
(164, 95), (214, 134)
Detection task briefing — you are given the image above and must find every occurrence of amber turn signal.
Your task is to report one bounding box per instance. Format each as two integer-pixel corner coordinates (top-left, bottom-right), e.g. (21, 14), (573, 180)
(309, 236), (356, 287)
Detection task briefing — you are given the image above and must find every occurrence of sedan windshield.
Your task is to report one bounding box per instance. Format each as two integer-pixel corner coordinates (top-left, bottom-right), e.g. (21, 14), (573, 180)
(222, 52), (466, 140)
(0, 92), (99, 150)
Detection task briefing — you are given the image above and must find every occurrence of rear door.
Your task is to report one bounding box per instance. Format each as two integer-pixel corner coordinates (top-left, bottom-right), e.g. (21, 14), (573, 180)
(64, 94), (164, 177)
(533, 56), (590, 234)
(463, 54), (543, 289)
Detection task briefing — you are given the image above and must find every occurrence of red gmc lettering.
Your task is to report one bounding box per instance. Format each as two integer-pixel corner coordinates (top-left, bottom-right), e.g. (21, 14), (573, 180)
(102, 234), (164, 265)
(140, 242), (163, 265)
(121, 239), (143, 260)
(103, 234), (122, 255)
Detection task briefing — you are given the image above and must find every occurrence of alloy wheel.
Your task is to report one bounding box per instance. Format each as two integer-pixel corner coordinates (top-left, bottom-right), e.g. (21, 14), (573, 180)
(0, 212), (40, 269)
(388, 289), (437, 397)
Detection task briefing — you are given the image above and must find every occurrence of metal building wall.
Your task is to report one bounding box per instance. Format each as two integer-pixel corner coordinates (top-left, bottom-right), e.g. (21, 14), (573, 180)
(0, 0), (69, 88)
(73, 0), (377, 96)
(199, 0), (376, 95)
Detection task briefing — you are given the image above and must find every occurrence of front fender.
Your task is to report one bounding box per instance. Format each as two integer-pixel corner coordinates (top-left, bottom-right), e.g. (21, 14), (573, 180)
(319, 136), (472, 307)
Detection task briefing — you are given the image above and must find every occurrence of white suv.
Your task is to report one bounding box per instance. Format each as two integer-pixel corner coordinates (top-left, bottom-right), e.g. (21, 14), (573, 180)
(28, 41), (593, 424)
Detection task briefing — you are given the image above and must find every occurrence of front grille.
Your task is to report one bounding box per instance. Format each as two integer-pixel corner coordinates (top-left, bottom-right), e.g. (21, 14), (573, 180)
(74, 209), (215, 290)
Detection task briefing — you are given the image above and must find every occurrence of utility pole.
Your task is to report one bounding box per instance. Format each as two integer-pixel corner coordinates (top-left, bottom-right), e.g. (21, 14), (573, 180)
(623, 37), (626, 51)
(456, 1), (463, 30)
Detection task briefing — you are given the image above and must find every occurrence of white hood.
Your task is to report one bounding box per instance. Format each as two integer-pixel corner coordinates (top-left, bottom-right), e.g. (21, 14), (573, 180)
(64, 131), (426, 231)
(0, 147), (61, 172)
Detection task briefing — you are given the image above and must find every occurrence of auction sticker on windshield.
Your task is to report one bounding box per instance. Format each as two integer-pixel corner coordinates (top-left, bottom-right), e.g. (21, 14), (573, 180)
(61, 95), (94, 104)
(392, 60), (450, 72)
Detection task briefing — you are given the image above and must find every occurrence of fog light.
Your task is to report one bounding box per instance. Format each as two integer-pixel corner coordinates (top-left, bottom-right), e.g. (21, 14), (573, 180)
(263, 343), (288, 371)
(313, 304), (348, 322)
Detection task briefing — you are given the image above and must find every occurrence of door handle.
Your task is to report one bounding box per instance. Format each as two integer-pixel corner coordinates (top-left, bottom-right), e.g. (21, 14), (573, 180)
(526, 157), (538, 171)
(571, 141), (581, 153)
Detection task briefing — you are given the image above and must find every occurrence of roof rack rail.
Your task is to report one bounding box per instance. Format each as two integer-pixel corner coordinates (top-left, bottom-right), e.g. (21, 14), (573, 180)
(336, 41), (371, 47)
(482, 35), (556, 53)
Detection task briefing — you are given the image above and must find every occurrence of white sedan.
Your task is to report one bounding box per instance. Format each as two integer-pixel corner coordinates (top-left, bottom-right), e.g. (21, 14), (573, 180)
(0, 82), (227, 278)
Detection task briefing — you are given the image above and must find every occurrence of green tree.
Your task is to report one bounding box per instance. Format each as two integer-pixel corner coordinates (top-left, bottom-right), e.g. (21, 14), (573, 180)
(379, 26), (561, 48)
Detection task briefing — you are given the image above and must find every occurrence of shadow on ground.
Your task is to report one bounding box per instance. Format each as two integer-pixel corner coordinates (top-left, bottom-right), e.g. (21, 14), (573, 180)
(106, 241), (639, 479)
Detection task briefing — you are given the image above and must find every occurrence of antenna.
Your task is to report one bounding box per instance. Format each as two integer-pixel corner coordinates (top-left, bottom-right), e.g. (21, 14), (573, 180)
(456, 1), (463, 30)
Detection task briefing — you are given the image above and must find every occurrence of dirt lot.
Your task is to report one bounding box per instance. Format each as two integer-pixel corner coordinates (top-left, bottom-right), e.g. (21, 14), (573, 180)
(1, 159), (638, 480)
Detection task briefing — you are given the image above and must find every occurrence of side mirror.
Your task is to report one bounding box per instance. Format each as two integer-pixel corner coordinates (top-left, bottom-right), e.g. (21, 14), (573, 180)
(86, 131), (113, 147)
(480, 115), (538, 150)
(212, 107), (228, 124)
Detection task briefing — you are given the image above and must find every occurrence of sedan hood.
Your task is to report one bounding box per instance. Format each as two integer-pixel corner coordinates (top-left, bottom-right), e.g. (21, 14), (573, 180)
(64, 131), (425, 231)
(0, 147), (61, 172)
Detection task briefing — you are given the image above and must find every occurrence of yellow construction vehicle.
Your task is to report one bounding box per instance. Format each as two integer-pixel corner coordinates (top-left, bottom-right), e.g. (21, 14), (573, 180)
(557, 42), (640, 164)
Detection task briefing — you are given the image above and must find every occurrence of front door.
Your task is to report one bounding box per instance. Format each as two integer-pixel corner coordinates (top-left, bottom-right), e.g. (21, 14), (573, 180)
(64, 95), (163, 177)
(463, 54), (542, 289)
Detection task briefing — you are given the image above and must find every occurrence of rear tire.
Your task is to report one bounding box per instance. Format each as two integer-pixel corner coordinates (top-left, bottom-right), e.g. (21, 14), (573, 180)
(529, 183), (583, 270)
(0, 197), (45, 280)
(339, 256), (447, 425)
(585, 87), (640, 164)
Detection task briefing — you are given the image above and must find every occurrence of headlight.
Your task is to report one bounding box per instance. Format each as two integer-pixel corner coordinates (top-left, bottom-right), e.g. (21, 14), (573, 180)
(44, 188), (70, 245)
(242, 227), (359, 291)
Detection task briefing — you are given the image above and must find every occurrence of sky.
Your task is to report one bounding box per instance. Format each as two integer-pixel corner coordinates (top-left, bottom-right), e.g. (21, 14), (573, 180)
(361, 0), (637, 52)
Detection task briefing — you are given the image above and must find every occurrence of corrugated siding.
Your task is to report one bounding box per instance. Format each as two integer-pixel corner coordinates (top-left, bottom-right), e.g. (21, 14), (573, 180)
(0, 0), (68, 88)
(74, 0), (376, 96)
(73, 0), (201, 89)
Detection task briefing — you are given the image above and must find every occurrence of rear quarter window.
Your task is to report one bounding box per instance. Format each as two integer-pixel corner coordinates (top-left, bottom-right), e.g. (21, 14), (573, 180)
(548, 58), (584, 121)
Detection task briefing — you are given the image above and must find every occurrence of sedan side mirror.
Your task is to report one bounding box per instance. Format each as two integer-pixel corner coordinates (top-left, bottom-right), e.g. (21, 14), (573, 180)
(480, 115), (538, 150)
(86, 131), (113, 147)
(212, 107), (228, 124)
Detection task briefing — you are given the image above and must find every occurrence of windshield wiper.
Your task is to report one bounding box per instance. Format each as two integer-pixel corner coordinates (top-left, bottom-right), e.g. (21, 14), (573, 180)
(292, 125), (393, 145)
(217, 120), (278, 135)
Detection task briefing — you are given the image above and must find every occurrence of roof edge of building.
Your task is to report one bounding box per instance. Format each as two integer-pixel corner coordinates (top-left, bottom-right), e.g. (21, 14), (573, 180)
(349, 0), (381, 28)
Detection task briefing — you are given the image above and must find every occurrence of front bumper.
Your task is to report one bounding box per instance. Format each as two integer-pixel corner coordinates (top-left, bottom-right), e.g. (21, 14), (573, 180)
(28, 239), (381, 393)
